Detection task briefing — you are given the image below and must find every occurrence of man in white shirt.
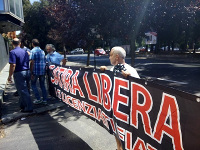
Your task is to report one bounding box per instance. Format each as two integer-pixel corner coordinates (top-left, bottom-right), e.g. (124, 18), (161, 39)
(100, 46), (140, 150)
(100, 46), (140, 78)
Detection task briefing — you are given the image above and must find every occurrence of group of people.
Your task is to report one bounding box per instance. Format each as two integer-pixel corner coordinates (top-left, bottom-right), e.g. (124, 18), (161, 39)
(8, 38), (139, 150)
(7, 38), (66, 113)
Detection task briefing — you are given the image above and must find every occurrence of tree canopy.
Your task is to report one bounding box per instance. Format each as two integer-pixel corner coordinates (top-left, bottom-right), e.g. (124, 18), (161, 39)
(21, 0), (200, 52)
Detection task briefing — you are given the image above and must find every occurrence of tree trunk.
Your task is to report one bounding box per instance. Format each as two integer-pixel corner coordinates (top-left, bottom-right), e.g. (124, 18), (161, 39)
(171, 42), (174, 51)
(130, 37), (136, 67)
(86, 40), (94, 66)
(87, 50), (91, 66)
(146, 45), (148, 53)
(193, 42), (196, 54)
(63, 44), (66, 59)
(167, 42), (170, 51)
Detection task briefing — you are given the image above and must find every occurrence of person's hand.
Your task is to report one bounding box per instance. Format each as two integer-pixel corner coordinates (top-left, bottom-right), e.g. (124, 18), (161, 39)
(100, 66), (107, 72)
(122, 70), (131, 78)
(7, 76), (13, 83)
(31, 74), (35, 80)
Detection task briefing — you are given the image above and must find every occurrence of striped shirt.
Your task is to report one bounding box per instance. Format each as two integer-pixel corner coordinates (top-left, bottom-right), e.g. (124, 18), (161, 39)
(30, 47), (46, 75)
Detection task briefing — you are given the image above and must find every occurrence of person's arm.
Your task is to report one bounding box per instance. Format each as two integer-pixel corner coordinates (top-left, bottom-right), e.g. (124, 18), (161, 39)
(100, 66), (108, 71)
(30, 60), (35, 80)
(29, 51), (34, 74)
(30, 60), (34, 74)
(27, 51), (31, 56)
(7, 64), (16, 82)
(121, 70), (131, 78)
(57, 53), (67, 66)
(61, 58), (67, 66)
(122, 64), (140, 79)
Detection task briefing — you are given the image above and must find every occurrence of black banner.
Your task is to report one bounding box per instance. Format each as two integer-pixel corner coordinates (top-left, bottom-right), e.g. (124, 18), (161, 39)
(47, 64), (200, 150)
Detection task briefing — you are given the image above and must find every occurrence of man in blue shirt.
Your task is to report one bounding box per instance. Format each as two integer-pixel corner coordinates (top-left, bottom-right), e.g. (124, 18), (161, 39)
(45, 44), (67, 97)
(45, 44), (67, 65)
(7, 38), (33, 113)
(13, 39), (32, 97)
(30, 39), (47, 105)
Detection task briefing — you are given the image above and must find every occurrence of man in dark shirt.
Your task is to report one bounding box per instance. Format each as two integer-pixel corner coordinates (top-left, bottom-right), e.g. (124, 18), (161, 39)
(7, 38), (33, 113)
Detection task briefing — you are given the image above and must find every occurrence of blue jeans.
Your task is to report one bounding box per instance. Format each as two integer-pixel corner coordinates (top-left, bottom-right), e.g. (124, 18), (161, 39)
(31, 75), (47, 101)
(14, 70), (33, 111)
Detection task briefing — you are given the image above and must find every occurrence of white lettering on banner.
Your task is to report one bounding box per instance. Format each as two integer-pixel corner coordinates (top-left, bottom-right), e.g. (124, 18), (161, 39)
(49, 66), (184, 150)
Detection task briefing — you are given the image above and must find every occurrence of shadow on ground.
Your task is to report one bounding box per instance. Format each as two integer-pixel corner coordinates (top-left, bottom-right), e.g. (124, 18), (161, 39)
(27, 112), (92, 150)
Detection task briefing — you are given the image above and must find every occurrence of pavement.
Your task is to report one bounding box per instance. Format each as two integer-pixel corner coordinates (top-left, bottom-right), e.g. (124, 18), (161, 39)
(0, 61), (88, 125)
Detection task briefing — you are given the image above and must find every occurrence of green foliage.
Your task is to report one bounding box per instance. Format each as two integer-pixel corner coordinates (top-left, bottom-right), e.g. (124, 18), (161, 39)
(21, 0), (52, 49)
(21, 0), (200, 52)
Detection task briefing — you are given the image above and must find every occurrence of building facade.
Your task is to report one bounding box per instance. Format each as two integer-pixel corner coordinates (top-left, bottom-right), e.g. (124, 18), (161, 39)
(0, 0), (24, 72)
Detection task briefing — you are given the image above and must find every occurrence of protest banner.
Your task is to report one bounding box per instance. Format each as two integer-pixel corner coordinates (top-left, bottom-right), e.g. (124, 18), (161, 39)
(47, 64), (200, 150)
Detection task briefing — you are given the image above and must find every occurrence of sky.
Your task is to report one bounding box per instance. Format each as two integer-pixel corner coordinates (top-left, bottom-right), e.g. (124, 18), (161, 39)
(30, 0), (40, 4)
(16, 0), (40, 35)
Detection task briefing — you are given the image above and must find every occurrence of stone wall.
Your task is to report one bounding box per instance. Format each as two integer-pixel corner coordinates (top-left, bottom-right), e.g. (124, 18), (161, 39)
(0, 34), (9, 72)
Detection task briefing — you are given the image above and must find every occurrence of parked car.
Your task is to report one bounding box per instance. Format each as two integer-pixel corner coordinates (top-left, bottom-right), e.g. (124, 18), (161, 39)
(173, 47), (180, 51)
(136, 47), (145, 52)
(136, 47), (150, 52)
(160, 46), (170, 51)
(160, 46), (179, 51)
(95, 48), (106, 56)
(105, 49), (110, 54)
(70, 48), (84, 54)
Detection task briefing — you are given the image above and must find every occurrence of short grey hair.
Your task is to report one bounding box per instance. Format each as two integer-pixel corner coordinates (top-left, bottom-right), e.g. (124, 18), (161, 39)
(112, 46), (126, 59)
(45, 44), (56, 51)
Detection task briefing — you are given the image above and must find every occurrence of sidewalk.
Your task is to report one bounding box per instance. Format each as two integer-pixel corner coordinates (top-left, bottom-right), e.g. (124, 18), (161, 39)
(1, 82), (65, 124)
(0, 61), (88, 124)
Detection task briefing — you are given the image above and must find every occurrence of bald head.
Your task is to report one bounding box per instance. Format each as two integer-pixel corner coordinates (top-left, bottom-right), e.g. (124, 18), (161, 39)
(111, 46), (126, 59)
(12, 38), (20, 46)
(109, 46), (126, 65)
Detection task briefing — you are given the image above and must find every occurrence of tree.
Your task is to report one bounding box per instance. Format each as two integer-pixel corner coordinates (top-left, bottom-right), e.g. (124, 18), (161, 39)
(141, 0), (200, 52)
(45, 0), (96, 51)
(22, 0), (200, 56)
(22, 0), (52, 49)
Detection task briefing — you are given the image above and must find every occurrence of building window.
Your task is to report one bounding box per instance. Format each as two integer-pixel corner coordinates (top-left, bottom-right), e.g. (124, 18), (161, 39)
(20, 0), (24, 19)
(0, 0), (24, 20)
(0, 0), (4, 11)
(15, 0), (21, 17)
(10, 0), (15, 14)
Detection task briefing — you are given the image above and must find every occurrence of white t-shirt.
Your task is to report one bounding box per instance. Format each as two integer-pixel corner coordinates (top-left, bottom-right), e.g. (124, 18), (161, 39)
(110, 63), (140, 79)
